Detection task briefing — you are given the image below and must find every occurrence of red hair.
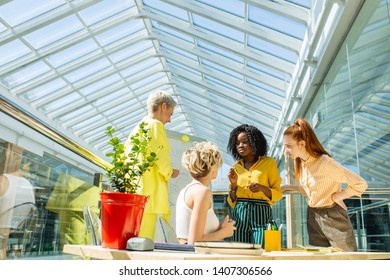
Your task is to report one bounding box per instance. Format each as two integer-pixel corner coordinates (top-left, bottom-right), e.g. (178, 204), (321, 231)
(283, 118), (330, 179)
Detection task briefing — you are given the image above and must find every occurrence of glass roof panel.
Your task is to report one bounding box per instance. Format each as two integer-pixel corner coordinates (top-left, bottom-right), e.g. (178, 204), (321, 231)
(93, 88), (131, 106)
(196, 0), (245, 17)
(103, 100), (138, 116)
(245, 91), (280, 111)
(0, 39), (32, 68)
(40, 92), (80, 113)
(205, 76), (243, 95)
(202, 59), (243, 80)
(108, 117), (143, 132)
(0, 0), (346, 170)
(71, 114), (105, 131)
(111, 114), (137, 127)
(0, 22), (7, 33)
(246, 78), (285, 98)
(197, 41), (244, 63)
(247, 61), (288, 81)
(0, 0), (65, 27)
(95, 19), (146, 47)
(19, 78), (67, 102)
(78, 0), (135, 25)
(248, 5), (307, 40)
(22, 14), (84, 49)
(248, 36), (298, 63)
(120, 58), (161, 78)
(151, 22), (195, 43)
(109, 41), (154, 63)
(56, 105), (94, 123)
(3, 60), (51, 88)
(47, 39), (99, 67)
(287, 0), (311, 9)
(78, 74), (122, 97)
(132, 73), (168, 91)
(64, 58), (111, 83)
(208, 93), (242, 112)
(83, 126), (108, 141)
(160, 43), (198, 61)
(192, 14), (245, 43)
(167, 60), (202, 76)
(143, 0), (189, 21)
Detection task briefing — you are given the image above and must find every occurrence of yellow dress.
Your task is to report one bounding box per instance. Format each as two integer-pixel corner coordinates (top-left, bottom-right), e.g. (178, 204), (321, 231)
(125, 116), (173, 239)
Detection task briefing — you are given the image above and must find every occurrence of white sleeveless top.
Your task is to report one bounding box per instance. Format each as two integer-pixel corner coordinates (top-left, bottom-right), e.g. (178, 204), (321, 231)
(175, 181), (220, 240)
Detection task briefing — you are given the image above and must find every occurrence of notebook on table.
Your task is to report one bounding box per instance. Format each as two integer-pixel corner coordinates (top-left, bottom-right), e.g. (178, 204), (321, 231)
(154, 242), (195, 252)
(194, 241), (263, 255)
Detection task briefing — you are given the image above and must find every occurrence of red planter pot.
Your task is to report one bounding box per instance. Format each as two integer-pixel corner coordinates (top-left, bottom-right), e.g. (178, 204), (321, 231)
(100, 192), (149, 249)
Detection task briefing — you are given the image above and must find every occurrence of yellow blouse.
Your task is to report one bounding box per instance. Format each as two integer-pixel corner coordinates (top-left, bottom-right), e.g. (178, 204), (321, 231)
(126, 116), (173, 214)
(227, 156), (282, 208)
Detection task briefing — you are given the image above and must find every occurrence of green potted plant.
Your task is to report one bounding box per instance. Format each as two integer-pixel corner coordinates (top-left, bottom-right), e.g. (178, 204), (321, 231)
(100, 122), (160, 249)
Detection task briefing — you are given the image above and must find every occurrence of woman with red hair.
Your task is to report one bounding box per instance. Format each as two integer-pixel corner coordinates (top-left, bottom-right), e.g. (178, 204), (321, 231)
(282, 118), (367, 251)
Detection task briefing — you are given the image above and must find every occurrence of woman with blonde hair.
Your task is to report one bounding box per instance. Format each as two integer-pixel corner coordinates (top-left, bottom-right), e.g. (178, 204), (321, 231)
(282, 118), (368, 251)
(176, 142), (236, 245)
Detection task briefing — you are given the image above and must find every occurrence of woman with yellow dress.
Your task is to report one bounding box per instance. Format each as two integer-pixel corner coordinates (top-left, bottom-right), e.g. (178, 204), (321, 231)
(125, 90), (179, 240)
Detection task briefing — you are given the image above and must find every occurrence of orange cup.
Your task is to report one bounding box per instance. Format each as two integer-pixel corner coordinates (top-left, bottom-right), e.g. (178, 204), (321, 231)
(264, 230), (281, 252)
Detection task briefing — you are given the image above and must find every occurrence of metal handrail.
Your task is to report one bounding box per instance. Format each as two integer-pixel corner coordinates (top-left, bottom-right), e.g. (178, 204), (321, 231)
(282, 188), (390, 195)
(0, 96), (110, 170)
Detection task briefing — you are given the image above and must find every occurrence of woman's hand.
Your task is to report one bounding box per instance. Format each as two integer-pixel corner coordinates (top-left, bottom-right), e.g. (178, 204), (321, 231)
(171, 168), (180, 178)
(227, 167), (238, 185)
(219, 215), (236, 238)
(247, 182), (264, 193)
(281, 185), (291, 192)
(246, 182), (272, 199)
(331, 193), (348, 211)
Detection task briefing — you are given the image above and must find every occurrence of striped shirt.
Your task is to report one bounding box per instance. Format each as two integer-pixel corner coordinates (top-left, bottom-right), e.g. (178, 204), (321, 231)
(299, 155), (368, 208)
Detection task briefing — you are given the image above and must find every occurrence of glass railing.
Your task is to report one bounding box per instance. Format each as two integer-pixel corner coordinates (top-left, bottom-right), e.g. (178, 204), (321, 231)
(0, 145), (102, 260)
(1, 144), (389, 259)
(212, 191), (390, 252)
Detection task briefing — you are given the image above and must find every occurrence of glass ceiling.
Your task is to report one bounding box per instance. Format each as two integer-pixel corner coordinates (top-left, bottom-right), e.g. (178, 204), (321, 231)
(0, 0), (330, 165)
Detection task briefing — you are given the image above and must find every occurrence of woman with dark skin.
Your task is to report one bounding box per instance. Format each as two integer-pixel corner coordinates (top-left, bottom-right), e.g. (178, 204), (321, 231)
(227, 124), (282, 244)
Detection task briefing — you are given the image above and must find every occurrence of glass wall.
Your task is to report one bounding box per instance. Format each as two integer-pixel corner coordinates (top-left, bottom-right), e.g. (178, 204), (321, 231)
(0, 111), (103, 259)
(275, 0), (390, 251)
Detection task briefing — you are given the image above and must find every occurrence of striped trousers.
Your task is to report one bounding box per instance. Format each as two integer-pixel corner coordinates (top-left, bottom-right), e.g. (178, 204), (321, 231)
(229, 198), (272, 245)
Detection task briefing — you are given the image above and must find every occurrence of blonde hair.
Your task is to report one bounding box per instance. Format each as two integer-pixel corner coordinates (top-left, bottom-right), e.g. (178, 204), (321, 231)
(182, 142), (223, 179)
(147, 90), (177, 114)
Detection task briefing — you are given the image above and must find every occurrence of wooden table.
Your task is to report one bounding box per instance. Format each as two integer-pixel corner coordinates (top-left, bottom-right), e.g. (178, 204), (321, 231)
(63, 244), (390, 260)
